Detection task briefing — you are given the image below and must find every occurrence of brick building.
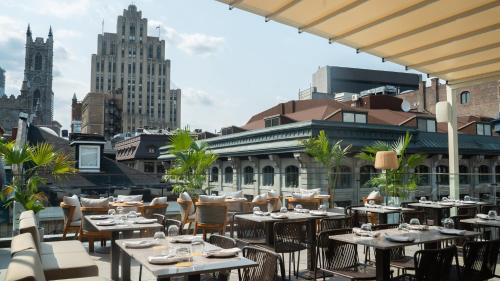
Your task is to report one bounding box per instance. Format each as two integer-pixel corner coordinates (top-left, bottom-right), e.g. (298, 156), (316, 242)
(79, 90), (123, 139)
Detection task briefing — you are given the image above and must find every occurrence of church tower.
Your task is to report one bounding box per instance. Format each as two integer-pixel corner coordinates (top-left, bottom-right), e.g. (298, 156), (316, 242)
(24, 24), (54, 125)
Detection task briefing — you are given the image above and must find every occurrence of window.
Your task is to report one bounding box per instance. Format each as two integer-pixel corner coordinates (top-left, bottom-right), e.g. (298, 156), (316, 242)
(477, 123), (492, 136)
(264, 116), (280, 127)
(157, 46), (161, 59)
(360, 165), (376, 187)
(262, 166), (274, 186)
(144, 162), (154, 173)
(478, 165), (490, 184)
(210, 167), (219, 182)
(147, 146), (156, 153)
(459, 165), (469, 184)
(157, 164), (165, 174)
(460, 91), (470, 104)
(496, 165), (500, 183)
(224, 167), (233, 184)
(243, 166), (254, 185)
(343, 112), (367, 123)
(34, 53), (42, 70)
(415, 165), (430, 186)
(417, 119), (436, 132)
(79, 145), (100, 171)
(436, 165), (449, 185)
(33, 90), (40, 107)
(333, 166), (352, 188)
(285, 166), (299, 187)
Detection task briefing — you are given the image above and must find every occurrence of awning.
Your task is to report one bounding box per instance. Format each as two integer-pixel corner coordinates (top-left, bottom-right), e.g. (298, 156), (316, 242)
(218, 0), (500, 86)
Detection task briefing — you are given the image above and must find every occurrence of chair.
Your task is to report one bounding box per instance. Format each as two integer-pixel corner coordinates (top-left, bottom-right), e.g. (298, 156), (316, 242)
(238, 246), (286, 281)
(152, 214), (183, 235)
(272, 220), (309, 280)
(234, 213), (266, 247)
(59, 202), (80, 239)
(320, 216), (352, 231)
(79, 206), (111, 252)
(287, 197), (321, 210)
(316, 229), (377, 281)
(391, 245), (459, 281)
(203, 235), (238, 281)
(457, 205), (478, 217)
(177, 198), (195, 231)
(453, 239), (500, 281)
(194, 202), (228, 240)
(139, 203), (168, 219)
(400, 210), (426, 224)
(346, 206), (368, 227)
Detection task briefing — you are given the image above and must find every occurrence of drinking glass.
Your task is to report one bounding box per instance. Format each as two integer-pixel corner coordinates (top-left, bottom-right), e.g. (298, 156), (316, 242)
(318, 204), (327, 212)
(167, 225), (180, 237)
(368, 200), (375, 206)
(295, 204), (303, 211)
(442, 197), (448, 202)
(420, 197), (426, 202)
(488, 210), (497, 219)
(464, 195), (471, 202)
(360, 223), (372, 232)
(252, 206), (261, 214)
(120, 215), (128, 224)
(441, 218), (454, 229)
(409, 218), (420, 226)
(116, 206), (124, 214)
(176, 246), (191, 259)
(108, 209), (116, 216)
(280, 207), (288, 213)
(127, 211), (138, 218)
(154, 231), (166, 240)
(191, 237), (204, 255)
(398, 223), (409, 231)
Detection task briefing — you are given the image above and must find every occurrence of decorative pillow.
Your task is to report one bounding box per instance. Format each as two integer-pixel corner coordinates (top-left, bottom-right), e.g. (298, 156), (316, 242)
(252, 193), (267, 203)
(268, 197), (282, 212)
(62, 194), (82, 221)
(299, 188), (320, 195)
(117, 195), (143, 202)
(179, 192), (192, 202)
(267, 190), (279, 198)
(198, 195), (226, 203)
(223, 190), (243, 198)
(80, 197), (109, 208)
(292, 192), (315, 199)
(151, 197), (168, 205)
(366, 190), (382, 201)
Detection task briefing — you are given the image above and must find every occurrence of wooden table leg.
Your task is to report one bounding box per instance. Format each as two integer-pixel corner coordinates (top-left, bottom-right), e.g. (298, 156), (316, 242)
(121, 231), (133, 281)
(375, 248), (391, 281)
(111, 231), (120, 281)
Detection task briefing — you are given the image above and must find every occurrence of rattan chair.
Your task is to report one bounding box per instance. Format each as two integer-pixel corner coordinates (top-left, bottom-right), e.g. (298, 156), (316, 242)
(450, 239), (500, 281)
(272, 220), (309, 280)
(316, 229), (377, 281)
(234, 212), (266, 247)
(238, 246), (286, 281)
(202, 235), (238, 281)
(177, 198), (195, 231)
(346, 205), (369, 227)
(139, 203), (168, 219)
(194, 202), (228, 240)
(79, 206), (111, 252)
(391, 245), (459, 281)
(60, 202), (81, 239)
(320, 216), (352, 231)
(287, 197), (321, 210)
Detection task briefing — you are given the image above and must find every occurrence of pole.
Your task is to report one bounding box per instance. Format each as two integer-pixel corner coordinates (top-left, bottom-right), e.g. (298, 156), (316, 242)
(447, 85), (459, 216)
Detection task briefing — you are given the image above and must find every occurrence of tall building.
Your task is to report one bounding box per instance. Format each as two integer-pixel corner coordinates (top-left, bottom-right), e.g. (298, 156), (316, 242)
(90, 4), (180, 133)
(80, 90), (123, 139)
(71, 93), (82, 133)
(0, 66), (5, 97)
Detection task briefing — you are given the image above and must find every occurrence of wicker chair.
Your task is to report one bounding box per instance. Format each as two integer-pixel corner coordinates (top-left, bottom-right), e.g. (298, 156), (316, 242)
(391, 245), (459, 281)
(238, 246), (286, 281)
(79, 206), (111, 252)
(400, 210), (426, 224)
(287, 197), (321, 210)
(451, 239), (500, 281)
(151, 214), (183, 235)
(139, 203), (168, 219)
(202, 235), (238, 281)
(320, 216), (352, 231)
(273, 220), (309, 280)
(346, 205), (368, 227)
(194, 202), (228, 240)
(177, 198), (195, 231)
(60, 202), (81, 239)
(234, 212), (266, 247)
(316, 229), (377, 281)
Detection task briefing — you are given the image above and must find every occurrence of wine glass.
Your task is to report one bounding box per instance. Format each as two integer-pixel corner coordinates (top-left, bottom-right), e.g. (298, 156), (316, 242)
(441, 218), (454, 229)
(108, 209), (116, 216)
(154, 231), (166, 240)
(442, 197), (448, 202)
(120, 215), (128, 224)
(295, 204), (303, 212)
(488, 210), (497, 219)
(116, 206), (124, 214)
(280, 207), (288, 213)
(360, 223), (372, 232)
(167, 225), (180, 237)
(398, 223), (409, 231)
(420, 197), (426, 202)
(318, 204), (327, 212)
(127, 211), (138, 218)
(409, 218), (420, 226)
(464, 195), (471, 202)
(368, 200), (375, 207)
(252, 206), (261, 214)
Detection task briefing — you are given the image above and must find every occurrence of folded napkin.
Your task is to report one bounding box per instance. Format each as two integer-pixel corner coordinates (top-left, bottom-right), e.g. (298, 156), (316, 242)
(419, 200), (432, 204)
(294, 208), (310, 213)
(134, 218), (157, 224)
(384, 234), (415, 242)
(439, 228), (466, 236)
(309, 210), (328, 216)
(407, 224), (428, 231)
(253, 211), (270, 216)
(271, 213), (288, 219)
(477, 214), (490, 220)
(170, 237), (194, 243)
(90, 215), (111, 220)
(383, 206), (401, 210)
(205, 247), (241, 258)
(124, 240), (157, 248)
(96, 220), (116, 226)
(438, 202), (455, 206)
(352, 228), (380, 237)
(148, 255), (192, 265)
(364, 204), (382, 208)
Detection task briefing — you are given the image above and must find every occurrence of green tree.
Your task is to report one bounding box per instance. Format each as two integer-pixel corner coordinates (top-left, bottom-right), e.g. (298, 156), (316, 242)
(302, 130), (351, 205)
(164, 129), (218, 196)
(356, 131), (426, 199)
(0, 140), (76, 213)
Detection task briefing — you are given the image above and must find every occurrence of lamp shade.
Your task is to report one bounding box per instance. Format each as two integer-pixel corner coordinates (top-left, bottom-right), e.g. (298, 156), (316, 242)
(435, 101), (451, 123)
(374, 151), (399, 170)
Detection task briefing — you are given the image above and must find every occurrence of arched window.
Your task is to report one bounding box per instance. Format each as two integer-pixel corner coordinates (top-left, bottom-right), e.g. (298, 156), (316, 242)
(459, 165), (469, 184)
(210, 167), (219, 182)
(334, 165), (351, 189)
(460, 91), (470, 104)
(478, 165), (490, 184)
(34, 53), (42, 70)
(33, 90), (40, 107)
(360, 165), (376, 187)
(415, 165), (430, 186)
(243, 166), (254, 185)
(436, 165), (449, 185)
(224, 166), (233, 184)
(285, 165), (299, 187)
(262, 166), (274, 186)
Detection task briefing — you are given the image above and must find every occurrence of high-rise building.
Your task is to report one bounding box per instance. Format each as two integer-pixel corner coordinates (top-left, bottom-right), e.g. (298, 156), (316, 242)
(71, 93), (82, 133)
(0, 66), (5, 97)
(90, 4), (180, 133)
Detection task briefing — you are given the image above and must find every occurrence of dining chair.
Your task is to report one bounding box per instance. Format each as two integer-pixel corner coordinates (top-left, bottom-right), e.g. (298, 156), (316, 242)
(79, 206), (111, 252)
(316, 228), (377, 281)
(400, 210), (426, 225)
(152, 214), (183, 235)
(287, 197), (321, 210)
(194, 202), (228, 240)
(346, 206), (368, 227)
(233, 213), (266, 247)
(272, 220), (309, 280)
(59, 202), (81, 239)
(177, 198), (195, 231)
(457, 205), (478, 217)
(319, 216), (352, 231)
(139, 203), (168, 219)
(452, 239), (500, 281)
(238, 246), (286, 281)
(203, 235), (238, 281)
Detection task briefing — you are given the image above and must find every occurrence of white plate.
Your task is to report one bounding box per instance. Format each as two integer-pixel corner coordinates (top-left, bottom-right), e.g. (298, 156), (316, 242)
(90, 215), (111, 220)
(134, 219), (157, 224)
(309, 211), (328, 216)
(96, 220), (116, 226)
(271, 214), (288, 219)
(439, 228), (465, 236)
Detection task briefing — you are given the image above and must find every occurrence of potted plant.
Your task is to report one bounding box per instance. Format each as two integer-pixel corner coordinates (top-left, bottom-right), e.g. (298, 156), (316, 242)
(302, 130), (351, 206)
(164, 129), (217, 198)
(357, 131), (426, 205)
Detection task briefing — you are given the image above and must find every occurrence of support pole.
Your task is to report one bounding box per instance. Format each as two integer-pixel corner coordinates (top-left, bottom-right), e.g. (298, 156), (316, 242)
(447, 85), (459, 215)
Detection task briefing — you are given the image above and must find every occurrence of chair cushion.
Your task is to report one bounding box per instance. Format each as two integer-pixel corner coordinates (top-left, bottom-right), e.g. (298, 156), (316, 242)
(63, 195), (82, 222)
(117, 194), (142, 202)
(150, 197), (168, 205)
(299, 188), (320, 195)
(223, 190), (243, 198)
(198, 195), (226, 203)
(40, 240), (87, 255)
(267, 190), (279, 198)
(367, 190), (382, 201)
(80, 197), (109, 208)
(292, 192), (315, 199)
(268, 198), (282, 212)
(41, 252), (98, 280)
(11, 233), (37, 256)
(5, 249), (46, 281)
(19, 217), (41, 251)
(19, 210), (35, 220)
(252, 193), (267, 203)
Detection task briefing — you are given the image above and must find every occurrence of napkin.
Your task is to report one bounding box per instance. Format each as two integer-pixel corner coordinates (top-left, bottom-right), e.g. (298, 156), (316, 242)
(294, 209), (310, 213)
(96, 220), (116, 226)
(134, 219), (157, 224)
(352, 228), (380, 237)
(148, 255), (192, 265)
(383, 206), (401, 210)
(90, 215), (111, 220)
(439, 228), (466, 236)
(170, 237), (194, 243)
(476, 214), (490, 220)
(124, 240), (156, 248)
(253, 211), (270, 216)
(271, 213), (288, 219)
(205, 247), (241, 258)
(384, 234), (415, 242)
(438, 202), (455, 206)
(309, 210), (328, 216)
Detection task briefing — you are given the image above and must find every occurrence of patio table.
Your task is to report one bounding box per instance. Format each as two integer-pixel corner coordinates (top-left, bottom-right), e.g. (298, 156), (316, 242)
(329, 226), (479, 281)
(235, 211), (344, 279)
(409, 201), (487, 225)
(85, 214), (163, 281)
(350, 206), (414, 224)
(116, 236), (257, 281)
(460, 217), (500, 239)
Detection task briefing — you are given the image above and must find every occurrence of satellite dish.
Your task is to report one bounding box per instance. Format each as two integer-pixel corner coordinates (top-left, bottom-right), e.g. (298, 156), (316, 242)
(401, 100), (411, 112)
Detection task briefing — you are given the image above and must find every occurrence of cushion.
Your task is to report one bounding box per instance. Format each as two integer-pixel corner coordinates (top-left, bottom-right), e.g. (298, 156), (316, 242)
(5, 249), (45, 281)
(80, 197), (109, 208)
(11, 233), (37, 256)
(117, 195), (143, 202)
(299, 188), (320, 195)
(292, 192), (315, 199)
(19, 217), (41, 251)
(252, 193), (267, 203)
(40, 240), (87, 255)
(267, 190), (279, 198)
(150, 197), (168, 205)
(198, 195), (226, 203)
(41, 252), (98, 280)
(367, 190), (382, 200)
(63, 195), (82, 222)
(179, 192), (192, 202)
(19, 210), (35, 220)
(268, 198), (282, 212)
(223, 190), (243, 198)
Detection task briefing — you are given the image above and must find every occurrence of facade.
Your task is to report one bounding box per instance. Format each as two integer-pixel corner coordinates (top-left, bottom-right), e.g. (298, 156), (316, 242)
(0, 66), (5, 97)
(90, 4), (181, 133)
(80, 90), (123, 139)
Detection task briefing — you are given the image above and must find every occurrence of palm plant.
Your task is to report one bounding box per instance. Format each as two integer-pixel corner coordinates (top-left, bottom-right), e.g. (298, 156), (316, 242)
(164, 129), (218, 196)
(356, 131), (426, 199)
(0, 140), (76, 213)
(302, 130), (351, 205)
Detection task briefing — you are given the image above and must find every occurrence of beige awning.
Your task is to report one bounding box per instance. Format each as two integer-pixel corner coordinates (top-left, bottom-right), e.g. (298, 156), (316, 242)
(218, 0), (500, 86)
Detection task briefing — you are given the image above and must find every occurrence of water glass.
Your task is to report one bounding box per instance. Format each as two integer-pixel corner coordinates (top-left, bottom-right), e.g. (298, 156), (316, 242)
(154, 231), (166, 240)
(116, 206), (124, 214)
(295, 204), (303, 210)
(280, 207), (288, 213)
(167, 225), (180, 237)
(368, 200), (375, 206)
(441, 218), (454, 229)
(252, 206), (261, 213)
(488, 210), (497, 219)
(464, 195), (471, 201)
(442, 197), (448, 202)
(318, 204), (327, 212)
(176, 246), (191, 258)
(191, 237), (204, 255)
(108, 209), (116, 216)
(127, 211), (138, 218)
(409, 218), (420, 226)
(120, 215), (128, 224)
(360, 223), (372, 232)
(420, 197), (426, 202)
(398, 223), (409, 231)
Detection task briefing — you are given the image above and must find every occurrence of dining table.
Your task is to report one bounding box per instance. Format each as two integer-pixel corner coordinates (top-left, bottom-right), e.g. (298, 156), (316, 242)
(409, 200), (487, 225)
(461, 216), (500, 239)
(329, 226), (479, 281)
(85, 214), (163, 281)
(116, 236), (257, 281)
(350, 206), (414, 224)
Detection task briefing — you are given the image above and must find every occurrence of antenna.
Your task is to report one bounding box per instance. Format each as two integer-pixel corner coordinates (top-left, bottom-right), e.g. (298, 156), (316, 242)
(156, 25), (161, 38)
(101, 19), (104, 35)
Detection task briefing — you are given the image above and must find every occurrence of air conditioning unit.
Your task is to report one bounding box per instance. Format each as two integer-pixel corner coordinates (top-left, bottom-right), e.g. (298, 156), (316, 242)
(351, 94), (359, 101)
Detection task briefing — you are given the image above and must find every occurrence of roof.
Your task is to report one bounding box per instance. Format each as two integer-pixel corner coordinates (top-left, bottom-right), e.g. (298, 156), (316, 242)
(218, 0), (500, 86)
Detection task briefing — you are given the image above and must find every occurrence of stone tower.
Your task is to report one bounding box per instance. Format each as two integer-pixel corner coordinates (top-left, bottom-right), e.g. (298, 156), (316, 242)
(24, 24), (54, 125)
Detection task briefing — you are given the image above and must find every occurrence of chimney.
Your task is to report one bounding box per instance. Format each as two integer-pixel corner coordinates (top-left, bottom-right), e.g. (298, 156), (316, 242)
(431, 78), (440, 102)
(417, 81), (426, 112)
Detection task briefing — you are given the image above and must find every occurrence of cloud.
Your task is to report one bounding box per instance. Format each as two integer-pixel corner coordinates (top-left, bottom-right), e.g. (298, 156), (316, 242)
(36, 0), (90, 19)
(55, 29), (81, 39)
(182, 88), (215, 106)
(0, 16), (26, 72)
(149, 20), (224, 56)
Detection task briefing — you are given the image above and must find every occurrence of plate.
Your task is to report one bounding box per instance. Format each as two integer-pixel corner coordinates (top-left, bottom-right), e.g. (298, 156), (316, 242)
(439, 228), (465, 236)
(134, 219), (157, 224)
(90, 215), (111, 220)
(271, 214), (288, 219)
(309, 211), (328, 216)
(96, 220), (116, 226)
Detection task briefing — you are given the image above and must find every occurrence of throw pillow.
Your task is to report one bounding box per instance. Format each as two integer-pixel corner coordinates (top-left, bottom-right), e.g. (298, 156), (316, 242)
(151, 197), (168, 205)
(267, 190), (279, 198)
(252, 193), (267, 203)
(80, 197), (109, 208)
(117, 195), (143, 202)
(223, 190), (243, 198)
(292, 192), (315, 199)
(366, 190), (382, 201)
(198, 195), (226, 203)
(62, 194), (82, 221)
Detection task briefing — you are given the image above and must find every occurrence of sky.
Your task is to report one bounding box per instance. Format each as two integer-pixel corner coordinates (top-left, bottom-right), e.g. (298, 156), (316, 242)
(0, 0), (423, 133)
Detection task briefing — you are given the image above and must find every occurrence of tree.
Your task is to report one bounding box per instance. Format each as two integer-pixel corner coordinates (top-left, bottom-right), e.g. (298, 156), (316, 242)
(164, 129), (218, 196)
(302, 130), (351, 205)
(0, 140), (76, 213)
(356, 131), (426, 199)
